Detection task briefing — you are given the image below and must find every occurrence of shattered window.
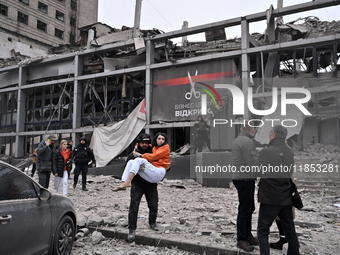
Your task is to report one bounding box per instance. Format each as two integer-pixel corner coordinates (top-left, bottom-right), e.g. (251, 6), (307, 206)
(56, 10), (64, 22)
(19, 0), (29, 5)
(38, 2), (47, 13)
(25, 85), (73, 131)
(55, 28), (64, 39)
(37, 20), (47, 32)
(17, 12), (28, 25)
(0, 4), (8, 16)
(70, 17), (76, 26)
(71, 0), (77, 11)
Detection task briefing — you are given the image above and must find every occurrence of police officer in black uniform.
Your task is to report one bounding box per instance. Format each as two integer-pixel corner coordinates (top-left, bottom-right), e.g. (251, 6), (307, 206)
(72, 137), (96, 191)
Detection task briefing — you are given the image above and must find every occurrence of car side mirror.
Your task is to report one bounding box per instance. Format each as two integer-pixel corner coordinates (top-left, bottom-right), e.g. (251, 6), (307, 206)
(38, 188), (52, 201)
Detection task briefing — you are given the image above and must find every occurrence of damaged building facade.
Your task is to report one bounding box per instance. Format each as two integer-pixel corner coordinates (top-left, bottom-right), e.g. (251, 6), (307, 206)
(1, 0), (340, 159)
(0, 0), (98, 59)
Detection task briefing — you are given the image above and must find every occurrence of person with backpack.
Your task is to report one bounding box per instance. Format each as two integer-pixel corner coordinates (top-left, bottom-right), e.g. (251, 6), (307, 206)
(72, 136), (96, 191)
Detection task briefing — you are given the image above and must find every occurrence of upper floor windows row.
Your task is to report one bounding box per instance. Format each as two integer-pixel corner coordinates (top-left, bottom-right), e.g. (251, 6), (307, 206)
(0, 4), (8, 16)
(19, 0), (29, 5)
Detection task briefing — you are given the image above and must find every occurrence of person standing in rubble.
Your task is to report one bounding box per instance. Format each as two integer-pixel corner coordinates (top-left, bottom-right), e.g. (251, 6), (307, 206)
(123, 133), (159, 242)
(52, 140), (72, 195)
(255, 125), (299, 255)
(36, 134), (58, 189)
(194, 115), (210, 152)
(231, 121), (259, 252)
(72, 137), (96, 191)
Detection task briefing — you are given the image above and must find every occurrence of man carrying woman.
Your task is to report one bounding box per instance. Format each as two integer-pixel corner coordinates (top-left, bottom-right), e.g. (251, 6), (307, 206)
(112, 132), (170, 242)
(113, 132), (170, 191)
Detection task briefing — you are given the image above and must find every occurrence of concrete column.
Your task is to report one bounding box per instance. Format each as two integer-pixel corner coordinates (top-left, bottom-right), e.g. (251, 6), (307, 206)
(15, 66), (27, 157)
(145, 40), (154, 134)
(133, 0), (143, 38)
(72, 54), (84, 143)
(182, 21), (188, 45)
(241, 18), (251, 119)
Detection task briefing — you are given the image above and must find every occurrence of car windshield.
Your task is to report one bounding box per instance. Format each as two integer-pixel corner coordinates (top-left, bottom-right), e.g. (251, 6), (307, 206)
(0, 163), (37, 200)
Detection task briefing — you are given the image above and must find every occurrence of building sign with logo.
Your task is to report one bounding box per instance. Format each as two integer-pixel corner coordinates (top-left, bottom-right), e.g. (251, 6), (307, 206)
(151, 59), (238, 122)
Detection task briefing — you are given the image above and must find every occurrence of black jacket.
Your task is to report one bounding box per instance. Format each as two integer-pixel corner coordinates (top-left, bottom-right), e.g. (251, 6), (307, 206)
(255, 138), (294, 206)
(125, 143), (154, 185)
(72, 143), (96, 165)
(52, 148), (71, 177)
(125, 144), (153, 164)
(36, 141), (54, 171)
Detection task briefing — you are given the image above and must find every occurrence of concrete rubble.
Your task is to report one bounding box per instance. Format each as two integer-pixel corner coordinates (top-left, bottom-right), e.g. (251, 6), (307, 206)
(1, 16), (340, 69)
(36, 172), (340, 255)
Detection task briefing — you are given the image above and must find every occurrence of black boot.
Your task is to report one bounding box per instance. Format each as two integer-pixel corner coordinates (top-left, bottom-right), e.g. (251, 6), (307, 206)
(270, 220), (287, 250)
(127, 229), (135, 242)
(270, 237), (287, 250)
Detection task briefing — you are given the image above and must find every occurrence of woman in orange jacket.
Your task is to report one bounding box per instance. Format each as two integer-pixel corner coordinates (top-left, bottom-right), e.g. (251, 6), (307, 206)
(113, 132), (170, 191)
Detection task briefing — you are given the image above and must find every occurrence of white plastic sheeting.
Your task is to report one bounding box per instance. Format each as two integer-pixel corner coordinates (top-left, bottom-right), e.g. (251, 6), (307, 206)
(90, 99), (146, 167)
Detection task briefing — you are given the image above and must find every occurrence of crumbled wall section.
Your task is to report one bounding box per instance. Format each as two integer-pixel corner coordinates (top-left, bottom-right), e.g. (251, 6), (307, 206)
(0, 31), (48, 59)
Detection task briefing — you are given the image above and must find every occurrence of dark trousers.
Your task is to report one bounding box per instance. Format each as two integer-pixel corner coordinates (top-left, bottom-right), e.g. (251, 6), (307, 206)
(257, 204), (299, 255)
(128, 176), (158, 230)
(197, 130), (210, 152)
(31, 163), (36, 177)
(38, 170), (51, 189)
(233, 180), (255, 241)
(74, 164), (88, 189)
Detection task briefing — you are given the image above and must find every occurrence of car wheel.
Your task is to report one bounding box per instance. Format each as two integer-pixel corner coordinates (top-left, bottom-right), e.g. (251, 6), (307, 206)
(52, 215), (75, 255)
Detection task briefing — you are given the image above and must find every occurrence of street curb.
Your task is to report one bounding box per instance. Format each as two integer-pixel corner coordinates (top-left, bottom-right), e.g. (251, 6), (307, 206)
(87, 226), (259, 255)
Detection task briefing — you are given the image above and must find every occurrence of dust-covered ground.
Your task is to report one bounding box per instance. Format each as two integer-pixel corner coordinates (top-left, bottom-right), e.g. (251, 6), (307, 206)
(38, 173), (340, 255)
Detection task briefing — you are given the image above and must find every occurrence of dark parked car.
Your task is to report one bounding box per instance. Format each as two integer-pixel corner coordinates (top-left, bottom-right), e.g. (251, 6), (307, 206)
(0, 160), (76, 255)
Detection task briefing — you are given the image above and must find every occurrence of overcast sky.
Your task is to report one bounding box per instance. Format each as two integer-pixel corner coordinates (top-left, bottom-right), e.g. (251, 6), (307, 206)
(98, 0), (340, 43)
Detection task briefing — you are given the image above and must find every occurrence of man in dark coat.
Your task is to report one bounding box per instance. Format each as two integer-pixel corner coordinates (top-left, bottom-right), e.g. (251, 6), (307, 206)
(125, 133), (159, 242)
(72, 137), (96, 191)
(255, 125), (299, 255)
(231, 121), (258, 252)
(36, 134), (58, 188)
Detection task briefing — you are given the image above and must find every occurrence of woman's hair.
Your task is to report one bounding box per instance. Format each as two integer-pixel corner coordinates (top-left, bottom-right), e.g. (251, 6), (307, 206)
(152, 132), (168, 147)
(60, 139), (68, 145)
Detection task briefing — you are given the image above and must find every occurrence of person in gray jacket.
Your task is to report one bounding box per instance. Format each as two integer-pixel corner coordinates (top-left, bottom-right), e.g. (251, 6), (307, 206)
(36, 134), (58, 188)
(231, 121), (258, 252)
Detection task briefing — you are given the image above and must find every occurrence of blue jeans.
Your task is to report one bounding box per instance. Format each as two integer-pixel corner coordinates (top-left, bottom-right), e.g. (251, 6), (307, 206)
(233, 180), (255, 241)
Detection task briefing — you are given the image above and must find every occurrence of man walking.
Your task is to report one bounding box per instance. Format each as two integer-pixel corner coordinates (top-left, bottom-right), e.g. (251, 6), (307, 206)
(231, 121), (258, 252)
(72, 137), (96, 191)
(255, 125), (299, 255)
(125, 133), (161, 242)
(36, 134), (58, 188)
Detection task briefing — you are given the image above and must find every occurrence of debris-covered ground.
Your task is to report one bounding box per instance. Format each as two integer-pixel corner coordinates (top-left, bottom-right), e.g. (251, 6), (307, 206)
(39, 171), (340, 255)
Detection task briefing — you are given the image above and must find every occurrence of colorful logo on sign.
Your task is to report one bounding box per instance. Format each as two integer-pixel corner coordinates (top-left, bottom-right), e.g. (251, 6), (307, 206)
(186, 71), (222, 115)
